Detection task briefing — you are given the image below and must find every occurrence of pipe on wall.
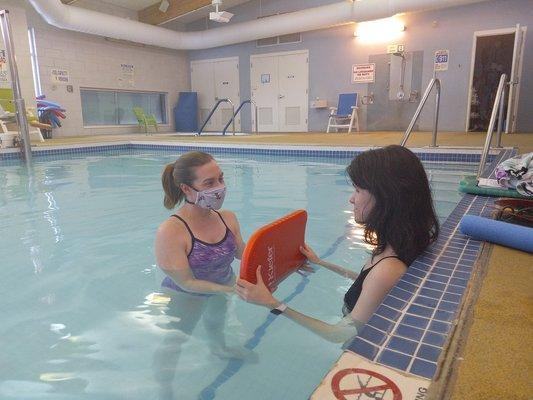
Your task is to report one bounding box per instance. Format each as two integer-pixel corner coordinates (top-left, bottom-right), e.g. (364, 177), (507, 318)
(28, 0), (487, 50)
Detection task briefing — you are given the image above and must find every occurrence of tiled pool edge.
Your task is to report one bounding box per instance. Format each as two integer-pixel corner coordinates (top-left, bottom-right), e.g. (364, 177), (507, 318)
(0, 141), (503, 163)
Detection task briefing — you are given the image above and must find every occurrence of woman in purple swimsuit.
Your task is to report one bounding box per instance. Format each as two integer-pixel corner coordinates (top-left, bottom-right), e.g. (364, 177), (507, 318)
(153, 151), (245, 397)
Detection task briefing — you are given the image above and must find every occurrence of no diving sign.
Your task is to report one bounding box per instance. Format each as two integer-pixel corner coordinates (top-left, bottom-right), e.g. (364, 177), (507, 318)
(331, 368), (402, 400)
(311, 352), (430, 400)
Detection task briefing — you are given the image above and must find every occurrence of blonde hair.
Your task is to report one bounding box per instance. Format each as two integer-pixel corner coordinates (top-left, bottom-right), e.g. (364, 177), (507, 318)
(161, 151), (214, 209)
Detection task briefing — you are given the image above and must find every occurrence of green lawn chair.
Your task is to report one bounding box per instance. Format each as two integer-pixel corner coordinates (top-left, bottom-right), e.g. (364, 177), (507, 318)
(133, 107), (158, 135)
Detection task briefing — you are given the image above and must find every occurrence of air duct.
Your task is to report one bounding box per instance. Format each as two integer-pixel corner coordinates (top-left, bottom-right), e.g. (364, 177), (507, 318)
(28, 0), (487, 50)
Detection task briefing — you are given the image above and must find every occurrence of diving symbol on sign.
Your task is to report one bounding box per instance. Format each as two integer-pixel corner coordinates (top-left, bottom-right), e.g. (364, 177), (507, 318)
(330, 368), (402, 400)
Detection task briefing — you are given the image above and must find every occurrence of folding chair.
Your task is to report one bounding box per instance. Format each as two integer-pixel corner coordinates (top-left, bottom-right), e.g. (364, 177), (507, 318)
(133, 107), (158, 135)
(327, 93), (359, 133)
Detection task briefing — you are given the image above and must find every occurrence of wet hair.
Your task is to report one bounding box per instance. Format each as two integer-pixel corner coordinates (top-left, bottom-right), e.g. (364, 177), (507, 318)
(347, 145), (439, 265)
(161, 151), (214, 209)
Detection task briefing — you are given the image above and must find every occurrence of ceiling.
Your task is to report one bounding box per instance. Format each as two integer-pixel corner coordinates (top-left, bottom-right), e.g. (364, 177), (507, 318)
(99, 0), (156, 11)
(97, 0), (254, 23)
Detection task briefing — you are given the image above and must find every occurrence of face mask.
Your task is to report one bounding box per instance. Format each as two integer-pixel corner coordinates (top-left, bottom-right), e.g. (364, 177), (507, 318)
(188, 185), (226, 210)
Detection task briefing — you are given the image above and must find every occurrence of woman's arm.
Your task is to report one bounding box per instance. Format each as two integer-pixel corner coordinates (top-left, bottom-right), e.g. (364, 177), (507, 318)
(300, 244), (358, 280)
(155, 221), (234, 294)
(220, 210), (246, 260)
(235, 267), (362, 343)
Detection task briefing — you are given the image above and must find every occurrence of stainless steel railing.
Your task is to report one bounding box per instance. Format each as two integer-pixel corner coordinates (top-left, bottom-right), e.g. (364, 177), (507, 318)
(0, 10), (32, 167)
(222, 99), (257, 135)
(197, 98), (235, 136)
(476, 74), (507, 179)
(400, 78), (441, 148)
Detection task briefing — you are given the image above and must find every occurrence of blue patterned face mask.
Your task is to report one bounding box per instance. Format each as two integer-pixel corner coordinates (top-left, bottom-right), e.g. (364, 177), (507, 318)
(190, 185), (226, 210)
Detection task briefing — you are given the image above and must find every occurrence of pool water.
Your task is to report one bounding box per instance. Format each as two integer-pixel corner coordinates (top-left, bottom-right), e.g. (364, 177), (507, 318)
(0, 152), (476, 400)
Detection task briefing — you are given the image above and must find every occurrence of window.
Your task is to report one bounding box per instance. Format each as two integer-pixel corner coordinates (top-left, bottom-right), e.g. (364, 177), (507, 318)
(81, 89), (167, 126)
(28, 28), (42, 96)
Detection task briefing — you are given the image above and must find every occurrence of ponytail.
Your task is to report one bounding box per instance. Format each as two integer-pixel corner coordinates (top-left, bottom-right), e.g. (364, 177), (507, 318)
(162, 163), (183, 209)
(161, 151), (214, 209)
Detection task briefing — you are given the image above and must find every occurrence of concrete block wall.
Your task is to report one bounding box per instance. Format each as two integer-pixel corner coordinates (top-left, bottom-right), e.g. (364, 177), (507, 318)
(1, 0), (190, 137)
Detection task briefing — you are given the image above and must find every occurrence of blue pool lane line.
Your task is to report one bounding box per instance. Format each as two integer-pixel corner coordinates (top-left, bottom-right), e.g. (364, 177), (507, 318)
(198, 230), (349, 400)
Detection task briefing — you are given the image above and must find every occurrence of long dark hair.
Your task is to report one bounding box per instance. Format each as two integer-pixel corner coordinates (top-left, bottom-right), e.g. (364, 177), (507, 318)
(347, 145), (439, 265)
(161, 151), (214, 209)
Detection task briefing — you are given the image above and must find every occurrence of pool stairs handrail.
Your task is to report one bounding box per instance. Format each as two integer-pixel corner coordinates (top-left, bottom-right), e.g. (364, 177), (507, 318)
(222, 99), (258, 135)
(197, 98), (236, 136)
(400, 77), (441, 148)
(476, 73), (507, 179)
(0, 10), (32, 167)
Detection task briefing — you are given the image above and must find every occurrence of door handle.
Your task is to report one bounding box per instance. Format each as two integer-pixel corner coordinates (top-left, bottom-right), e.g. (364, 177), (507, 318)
(278, 94), (285, 99)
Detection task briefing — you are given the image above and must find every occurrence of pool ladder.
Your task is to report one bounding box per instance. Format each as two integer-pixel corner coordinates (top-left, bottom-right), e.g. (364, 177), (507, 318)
(222, 100), (258, 135)
(198, 98), (236, 136)
(198, 99), (258, 136)
(400, 77), (441, 148)
(476, 73), (507, 179)
(400, 74), (508, 180)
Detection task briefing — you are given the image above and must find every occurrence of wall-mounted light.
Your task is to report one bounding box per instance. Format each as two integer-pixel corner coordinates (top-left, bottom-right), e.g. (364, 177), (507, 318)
(354, 17), (405, 44)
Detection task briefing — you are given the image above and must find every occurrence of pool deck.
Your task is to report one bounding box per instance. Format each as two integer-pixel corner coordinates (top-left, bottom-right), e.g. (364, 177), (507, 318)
(31, 130), (533, 153)
(12, 130), (533, 399)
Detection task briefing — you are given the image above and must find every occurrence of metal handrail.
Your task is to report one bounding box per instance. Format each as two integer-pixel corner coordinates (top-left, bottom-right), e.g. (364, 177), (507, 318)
(197, 98), (235, 136)
(476, 74), (507, 179)
(400, 78), (441, 147)
(222, 99), (258, 135)
(0, 10), (32, 167)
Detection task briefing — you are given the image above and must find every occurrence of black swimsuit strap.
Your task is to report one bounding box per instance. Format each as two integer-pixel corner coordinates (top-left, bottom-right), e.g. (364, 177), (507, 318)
(361, 255), (401, 274)
(171, 211), (229, 240)
(171, 214), (196, 241)
(213, 210), (230, 231)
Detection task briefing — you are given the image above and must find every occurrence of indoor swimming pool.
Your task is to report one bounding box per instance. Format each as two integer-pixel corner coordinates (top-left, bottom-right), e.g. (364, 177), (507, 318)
(0, 148), (478, 400)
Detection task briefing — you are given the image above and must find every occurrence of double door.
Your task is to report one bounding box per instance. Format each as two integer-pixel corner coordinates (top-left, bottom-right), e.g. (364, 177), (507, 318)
(191, 57), (240, 132)
(250, 50), (309, 132)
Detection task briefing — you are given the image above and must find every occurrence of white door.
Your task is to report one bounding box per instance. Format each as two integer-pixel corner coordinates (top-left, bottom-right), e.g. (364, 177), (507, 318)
(191, 61), (215, 131)
(191, 57), (240, 132)
(214, 59), (241, 132)
(251, 50), (308, 132)
(251, 55), (279, 132)
(278, 52), (308, 132)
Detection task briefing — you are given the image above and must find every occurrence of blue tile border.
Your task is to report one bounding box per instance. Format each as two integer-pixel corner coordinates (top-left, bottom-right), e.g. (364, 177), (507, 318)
(0, 141), (502, 164)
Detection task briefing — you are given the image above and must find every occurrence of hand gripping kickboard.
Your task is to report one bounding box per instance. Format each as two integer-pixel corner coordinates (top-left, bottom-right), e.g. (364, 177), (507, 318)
(239, 210), (307, 292)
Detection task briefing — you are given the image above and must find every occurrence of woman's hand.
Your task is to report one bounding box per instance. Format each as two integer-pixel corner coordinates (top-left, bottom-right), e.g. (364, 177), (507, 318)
(300, 243), (322, 265)
(235, 266), (280, 309)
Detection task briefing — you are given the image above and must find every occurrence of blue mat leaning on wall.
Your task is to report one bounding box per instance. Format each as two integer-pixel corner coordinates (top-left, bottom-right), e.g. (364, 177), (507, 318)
(174, 92), (198, 132)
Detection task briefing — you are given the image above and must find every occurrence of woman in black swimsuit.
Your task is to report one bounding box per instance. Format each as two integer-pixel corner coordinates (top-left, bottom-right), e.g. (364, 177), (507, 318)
(236, 145), (439, 343)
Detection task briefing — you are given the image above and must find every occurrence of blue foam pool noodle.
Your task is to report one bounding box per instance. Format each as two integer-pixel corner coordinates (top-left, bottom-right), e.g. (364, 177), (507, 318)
(460, 215), (533, 253)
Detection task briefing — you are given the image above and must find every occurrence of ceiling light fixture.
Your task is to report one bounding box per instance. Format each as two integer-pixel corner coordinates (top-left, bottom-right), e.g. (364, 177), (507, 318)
(159, 0), (170, 13)
(209, 0), (234, 23)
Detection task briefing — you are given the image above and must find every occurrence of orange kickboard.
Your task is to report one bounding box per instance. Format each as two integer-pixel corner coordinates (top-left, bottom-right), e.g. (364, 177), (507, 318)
(239, 210), (307, 292)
